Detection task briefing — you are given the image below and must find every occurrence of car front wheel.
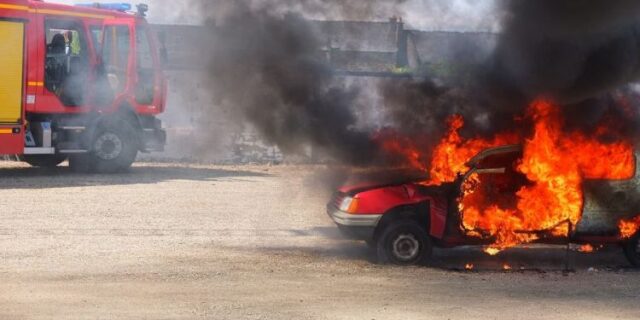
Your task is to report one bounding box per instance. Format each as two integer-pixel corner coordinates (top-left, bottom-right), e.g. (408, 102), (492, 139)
(377, 219), (432, 265)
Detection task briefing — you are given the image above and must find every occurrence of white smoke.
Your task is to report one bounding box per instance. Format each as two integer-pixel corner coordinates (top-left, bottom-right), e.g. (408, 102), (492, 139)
(45, 0), (200, 24)
(47, 0), (501, 31)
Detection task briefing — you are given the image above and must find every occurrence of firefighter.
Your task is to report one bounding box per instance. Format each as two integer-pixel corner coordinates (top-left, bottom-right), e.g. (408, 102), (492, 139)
(48, 33), (66, 55)
(45, 34), (67, 93)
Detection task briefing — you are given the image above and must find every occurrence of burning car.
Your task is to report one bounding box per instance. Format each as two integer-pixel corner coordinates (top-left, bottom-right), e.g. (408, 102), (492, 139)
(327, 144), (640, 266)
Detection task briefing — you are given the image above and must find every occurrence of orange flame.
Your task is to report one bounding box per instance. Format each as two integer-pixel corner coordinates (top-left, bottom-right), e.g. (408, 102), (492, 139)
(578, 244), (594, 253)
(619, 216), (640, 239)
(484, 247), (501, 256)
(378, 98), (636, 253)
(426, 115), (518, 185)
(452, 100), (634, 251)
(464, 263), (474, 270)
(378, 132), (427, 171)
(502, 264), (512, 270)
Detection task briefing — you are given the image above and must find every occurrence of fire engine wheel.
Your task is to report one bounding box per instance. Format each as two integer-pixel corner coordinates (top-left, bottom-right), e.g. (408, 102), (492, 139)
(623, 232), (640, 267)
(22, 155), (67, 168)
(377, 219), (432, 265)
(90, 120), (139, 173)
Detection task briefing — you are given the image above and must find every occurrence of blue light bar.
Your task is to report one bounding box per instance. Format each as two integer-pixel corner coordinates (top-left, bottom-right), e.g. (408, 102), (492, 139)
(76, 3), (132, 12)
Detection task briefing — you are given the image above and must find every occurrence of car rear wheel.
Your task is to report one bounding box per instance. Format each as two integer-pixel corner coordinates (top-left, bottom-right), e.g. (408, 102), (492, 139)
(623, 232), (640, 267)
(377, 219), (432, 265)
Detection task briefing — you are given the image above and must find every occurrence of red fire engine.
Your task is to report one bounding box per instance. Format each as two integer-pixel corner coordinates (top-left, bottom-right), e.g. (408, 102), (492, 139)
(0, 0), (166, 172)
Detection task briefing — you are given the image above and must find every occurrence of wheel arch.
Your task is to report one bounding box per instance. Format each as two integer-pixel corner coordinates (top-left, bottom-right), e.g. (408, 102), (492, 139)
(114, 103), (143, 134)
(373, 201), (430, 242)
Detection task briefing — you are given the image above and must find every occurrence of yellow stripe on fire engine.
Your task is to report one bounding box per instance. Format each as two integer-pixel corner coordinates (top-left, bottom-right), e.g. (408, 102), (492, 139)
(28, 81), (44, 87)
(0, 128), (13, 134)
(0, 4), (30, 12)
(0, 20), (24, 124)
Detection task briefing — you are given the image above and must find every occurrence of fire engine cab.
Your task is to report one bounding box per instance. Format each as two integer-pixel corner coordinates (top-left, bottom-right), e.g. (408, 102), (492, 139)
(0, 0), (166, 172)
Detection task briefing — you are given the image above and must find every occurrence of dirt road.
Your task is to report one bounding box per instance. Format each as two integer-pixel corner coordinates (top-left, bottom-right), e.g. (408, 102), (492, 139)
(0, 161), (638, 319)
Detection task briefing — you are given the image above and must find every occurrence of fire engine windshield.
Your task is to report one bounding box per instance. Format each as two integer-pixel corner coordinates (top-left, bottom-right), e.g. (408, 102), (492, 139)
(102, 25), (130, 93)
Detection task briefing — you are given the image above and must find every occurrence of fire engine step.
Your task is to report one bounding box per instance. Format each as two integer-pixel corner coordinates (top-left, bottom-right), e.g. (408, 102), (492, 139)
(24, 147), (55, 155)
(59, 126), (86, 131)
(59, 149), (89, 154)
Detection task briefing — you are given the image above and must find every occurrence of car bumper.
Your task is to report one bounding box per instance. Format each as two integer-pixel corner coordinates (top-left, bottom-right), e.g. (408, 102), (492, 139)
(327, 206), (382, 240)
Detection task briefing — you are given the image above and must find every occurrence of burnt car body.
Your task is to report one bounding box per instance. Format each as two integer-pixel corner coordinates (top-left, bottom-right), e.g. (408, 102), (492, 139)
(327, 145), (640, 266)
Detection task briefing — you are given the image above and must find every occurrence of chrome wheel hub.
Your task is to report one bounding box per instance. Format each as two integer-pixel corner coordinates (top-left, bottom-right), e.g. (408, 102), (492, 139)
(94, 132), (122, 160)
(392, 233), (420, 261)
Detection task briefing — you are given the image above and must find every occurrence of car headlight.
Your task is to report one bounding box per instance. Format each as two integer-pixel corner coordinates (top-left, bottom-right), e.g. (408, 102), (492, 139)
(339, 196), (359, 213)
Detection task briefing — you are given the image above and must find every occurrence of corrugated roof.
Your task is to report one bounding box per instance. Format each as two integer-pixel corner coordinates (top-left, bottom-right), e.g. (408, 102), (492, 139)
(409, 31), (498, 65)
(310, 20), (402, 53)
(151, 23), (498, 73)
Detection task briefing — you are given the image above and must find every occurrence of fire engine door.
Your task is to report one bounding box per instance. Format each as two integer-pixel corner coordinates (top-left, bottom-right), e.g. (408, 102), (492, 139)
(0, 20), (25, 154)
(101, 21), (133, 100)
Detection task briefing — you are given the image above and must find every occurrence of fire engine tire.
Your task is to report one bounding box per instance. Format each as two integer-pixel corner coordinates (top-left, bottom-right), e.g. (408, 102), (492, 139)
(377, 219), (432, 265)
(623, 232), (640, 267)
(22, 155), (67, 168)
(365, 239), (377, 249)
(90, 119), (139, 173)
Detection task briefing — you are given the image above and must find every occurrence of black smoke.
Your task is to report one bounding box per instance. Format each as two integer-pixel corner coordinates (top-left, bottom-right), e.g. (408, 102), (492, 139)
(493, 0), (640, 104)
(489, 0), (640, 225)
(199, 0), (640, 167)
(201, 1), (395, 165)
(384, 0), (640, 142)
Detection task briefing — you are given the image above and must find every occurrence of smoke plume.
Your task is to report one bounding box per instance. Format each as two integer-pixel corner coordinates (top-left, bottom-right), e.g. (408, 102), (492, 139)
(200, 1), (416, 164)
(198, 0), (640, 167)
(493, 0), (640, 104)
(386, 0), (640, 142)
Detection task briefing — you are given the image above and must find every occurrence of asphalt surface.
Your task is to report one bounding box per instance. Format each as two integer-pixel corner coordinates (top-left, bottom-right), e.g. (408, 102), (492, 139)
(0, 161), (638, 319)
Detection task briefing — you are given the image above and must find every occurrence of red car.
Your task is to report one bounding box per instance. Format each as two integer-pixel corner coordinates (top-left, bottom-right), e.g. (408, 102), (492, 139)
(327, 145), (640, 266)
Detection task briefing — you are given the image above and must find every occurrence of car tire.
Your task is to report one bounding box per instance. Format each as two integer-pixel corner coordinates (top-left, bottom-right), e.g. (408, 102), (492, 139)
(623, 232), (640, 267)
(91, 119), (139, 174)
(22, 155), (67, 168)
(377, 219), (432, 265)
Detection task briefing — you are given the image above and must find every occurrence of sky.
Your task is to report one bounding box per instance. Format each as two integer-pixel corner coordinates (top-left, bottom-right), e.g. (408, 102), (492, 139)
(47, 0), (500, 31)
(48, 0), (202, 24)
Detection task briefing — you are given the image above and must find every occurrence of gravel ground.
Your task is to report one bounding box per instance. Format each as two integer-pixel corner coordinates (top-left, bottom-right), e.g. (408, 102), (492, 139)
(0, 161), (638, 319)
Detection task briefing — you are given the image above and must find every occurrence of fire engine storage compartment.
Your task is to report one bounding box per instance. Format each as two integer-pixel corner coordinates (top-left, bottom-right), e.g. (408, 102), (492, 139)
(0, 19), (26, 154)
